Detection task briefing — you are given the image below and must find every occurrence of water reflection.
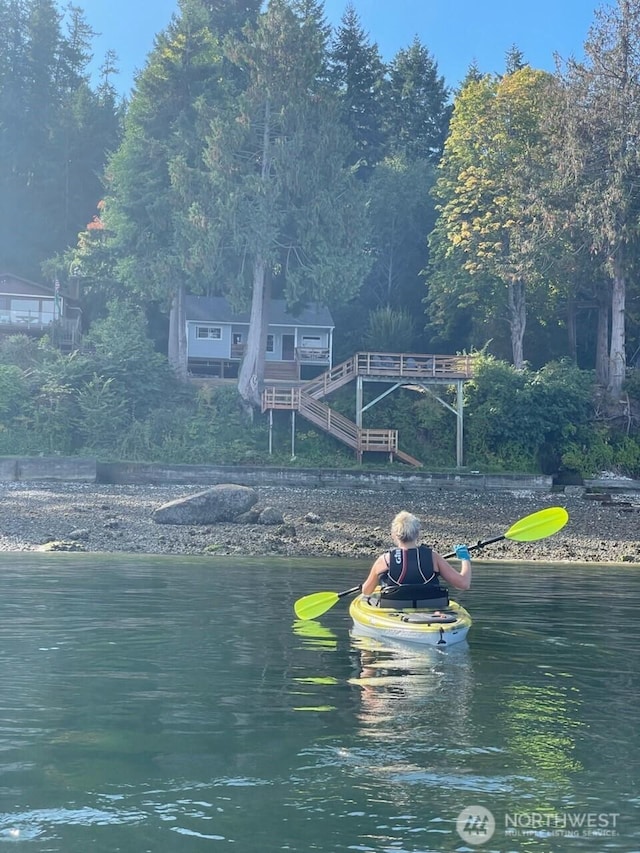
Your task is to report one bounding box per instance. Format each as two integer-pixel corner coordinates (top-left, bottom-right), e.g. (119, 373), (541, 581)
(291, 618), (338, 651)
(503, 682), (583, 780)
(348, 634), (474, 733)
(289, 619), (341, 713)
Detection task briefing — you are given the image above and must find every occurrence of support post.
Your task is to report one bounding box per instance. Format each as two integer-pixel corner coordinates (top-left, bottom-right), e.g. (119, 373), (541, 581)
(356, 375), (363, 428)
(291, 410), (296, 460)
(456, 380), (464, 468)
(268, 409), (273, 455)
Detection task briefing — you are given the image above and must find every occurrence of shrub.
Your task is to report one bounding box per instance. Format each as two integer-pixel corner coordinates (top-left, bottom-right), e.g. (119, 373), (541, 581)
(464, 355), (594, 473)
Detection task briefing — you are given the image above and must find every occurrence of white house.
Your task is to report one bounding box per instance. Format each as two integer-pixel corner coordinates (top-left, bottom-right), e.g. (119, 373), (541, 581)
(0, 272), (81, 350)
(186, 296), (334, 380)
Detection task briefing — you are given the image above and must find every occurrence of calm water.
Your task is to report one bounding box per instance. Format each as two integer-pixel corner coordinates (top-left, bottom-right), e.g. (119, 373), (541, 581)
(0, 554), (638, 853)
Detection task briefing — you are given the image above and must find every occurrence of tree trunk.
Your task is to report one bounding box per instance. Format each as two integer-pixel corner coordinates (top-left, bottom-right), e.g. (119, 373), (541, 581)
(607, 255), (626, 399)
(237, 94), (274, 413)
(595, 284), (610, 386)
(237, 256), (269, 410)
(507, 278), (526, 369)
(566, 293), (577, 363)
(168, 284), (188, 380)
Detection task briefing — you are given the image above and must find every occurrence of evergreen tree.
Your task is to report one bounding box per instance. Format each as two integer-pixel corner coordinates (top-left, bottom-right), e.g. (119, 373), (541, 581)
(460, 60), (483, 87)
(102, 0), (257, 375)
(329, 2), (387, 176)
(360, 155), (436, 322)
(0, 0), (120, 280)
(189, 0), (370, 408)
(505, 44), (527, 74)
(387, 36), (450, 163)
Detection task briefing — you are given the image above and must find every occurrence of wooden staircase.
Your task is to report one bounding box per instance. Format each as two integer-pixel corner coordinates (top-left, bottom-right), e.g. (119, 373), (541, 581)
(260, 352), (463, 467)
(261, 386), (404, 461)
(393, 448), (423, 468)
(299, 391), (400, 456)
(302, 355), (358, 399)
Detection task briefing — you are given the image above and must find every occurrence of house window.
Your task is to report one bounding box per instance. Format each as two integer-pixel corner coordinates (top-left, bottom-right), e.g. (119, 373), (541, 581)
(302, 335), (322, 347)
(233, 333), (243, 345)
(266, 334), (274, 353)
(12, 298), (42, 325)
(196, 326), (222, 340)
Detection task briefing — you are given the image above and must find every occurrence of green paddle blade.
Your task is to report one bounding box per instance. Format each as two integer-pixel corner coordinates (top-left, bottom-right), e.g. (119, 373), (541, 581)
(504, 506), (568, 542)
(294, 591), (340, 621)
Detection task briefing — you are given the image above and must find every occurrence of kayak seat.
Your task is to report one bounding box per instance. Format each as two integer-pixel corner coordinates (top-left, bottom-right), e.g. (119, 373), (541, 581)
(401, 612), (457, 624)
(376, 584), (450, 610)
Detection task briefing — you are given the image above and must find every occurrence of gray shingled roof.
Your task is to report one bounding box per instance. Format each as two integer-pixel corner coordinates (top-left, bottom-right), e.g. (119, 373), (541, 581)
(0, 273), (56, 296)
(185, 296), (334, 327)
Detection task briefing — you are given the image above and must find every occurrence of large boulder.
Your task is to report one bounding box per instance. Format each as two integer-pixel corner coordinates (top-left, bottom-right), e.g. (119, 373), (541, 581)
(153, 484), (259, 525)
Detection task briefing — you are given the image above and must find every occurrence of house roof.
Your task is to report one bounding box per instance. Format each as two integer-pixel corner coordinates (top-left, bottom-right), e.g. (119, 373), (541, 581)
(185, 296), (334, 328)
(0, 272), (56, 297)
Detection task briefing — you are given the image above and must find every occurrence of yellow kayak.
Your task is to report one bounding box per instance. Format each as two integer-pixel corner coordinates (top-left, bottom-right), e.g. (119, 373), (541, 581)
(349, 595), (472, 646)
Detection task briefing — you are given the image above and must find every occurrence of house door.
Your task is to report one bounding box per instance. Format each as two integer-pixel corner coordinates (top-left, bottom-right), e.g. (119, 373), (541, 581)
(282, 334), (295, 361)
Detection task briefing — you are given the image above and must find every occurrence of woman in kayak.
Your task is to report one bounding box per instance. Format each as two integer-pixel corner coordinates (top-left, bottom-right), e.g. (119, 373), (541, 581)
(361, 510), (472, 598)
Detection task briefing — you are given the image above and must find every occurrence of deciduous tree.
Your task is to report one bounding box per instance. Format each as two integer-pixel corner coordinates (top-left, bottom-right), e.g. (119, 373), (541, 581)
(427, 68), (552, 368)
(547, 0), (640, 399)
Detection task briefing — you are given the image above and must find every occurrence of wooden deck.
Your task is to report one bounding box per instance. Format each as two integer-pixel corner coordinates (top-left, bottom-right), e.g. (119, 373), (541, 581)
(262, 351), (475, 467)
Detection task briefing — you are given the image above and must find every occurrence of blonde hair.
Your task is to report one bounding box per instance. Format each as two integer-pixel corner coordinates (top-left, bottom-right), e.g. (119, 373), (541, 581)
(391, 511), (420, 544)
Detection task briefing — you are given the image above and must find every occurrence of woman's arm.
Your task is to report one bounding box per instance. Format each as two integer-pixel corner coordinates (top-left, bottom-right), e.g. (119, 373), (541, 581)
(434, 549), (471, 590)
(361, 554), (388, 595)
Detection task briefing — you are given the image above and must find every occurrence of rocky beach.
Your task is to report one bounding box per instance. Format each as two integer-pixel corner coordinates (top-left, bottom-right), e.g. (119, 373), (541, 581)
(0, 480), (638, 563)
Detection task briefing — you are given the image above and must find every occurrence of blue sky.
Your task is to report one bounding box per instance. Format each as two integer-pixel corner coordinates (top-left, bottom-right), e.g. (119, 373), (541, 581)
(82, 0), (600, 96)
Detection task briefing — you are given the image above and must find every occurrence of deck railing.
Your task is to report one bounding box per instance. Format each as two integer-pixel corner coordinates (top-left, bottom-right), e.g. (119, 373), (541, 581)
(296, 346), (330, 362)
(355, 352), (474, 379)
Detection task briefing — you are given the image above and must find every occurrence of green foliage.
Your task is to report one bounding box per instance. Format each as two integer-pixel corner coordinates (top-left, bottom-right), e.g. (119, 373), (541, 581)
(427, 68), (554, 368)
(329, 3), (387, 176)
(115, 385), (269, 465)
(279, 429), (355, 467)
(0, 364), (28, 421)
(623, 369), (640, 401)
(0, 334), (637, 475)
(82, 300), (177, 420)
(562, 432), (640, 479)
(31, 377), (77, 455)
(360, 156), (437, 321)
(387, 36), (450, 163)
(76, 375), (128, 452)
(464, 355), (594, 473)
(411, 394), (458, 467)
(0, 334), (49, 370)
(363, 306), (417, 352)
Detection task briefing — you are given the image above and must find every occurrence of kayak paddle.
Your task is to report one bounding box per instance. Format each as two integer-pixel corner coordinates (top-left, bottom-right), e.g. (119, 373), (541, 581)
(294, 585), (363, 621)
(442, 505), (569, 558)
(293, 505), (569, 621)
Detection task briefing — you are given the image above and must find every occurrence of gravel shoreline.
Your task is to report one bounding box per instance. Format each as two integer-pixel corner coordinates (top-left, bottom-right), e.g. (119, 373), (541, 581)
(0, 481), (639, 563)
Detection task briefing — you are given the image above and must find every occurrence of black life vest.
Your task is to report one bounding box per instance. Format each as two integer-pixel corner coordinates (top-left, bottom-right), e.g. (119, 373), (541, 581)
(381, 544), (439, 589)
(378, 545), (449, 609)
